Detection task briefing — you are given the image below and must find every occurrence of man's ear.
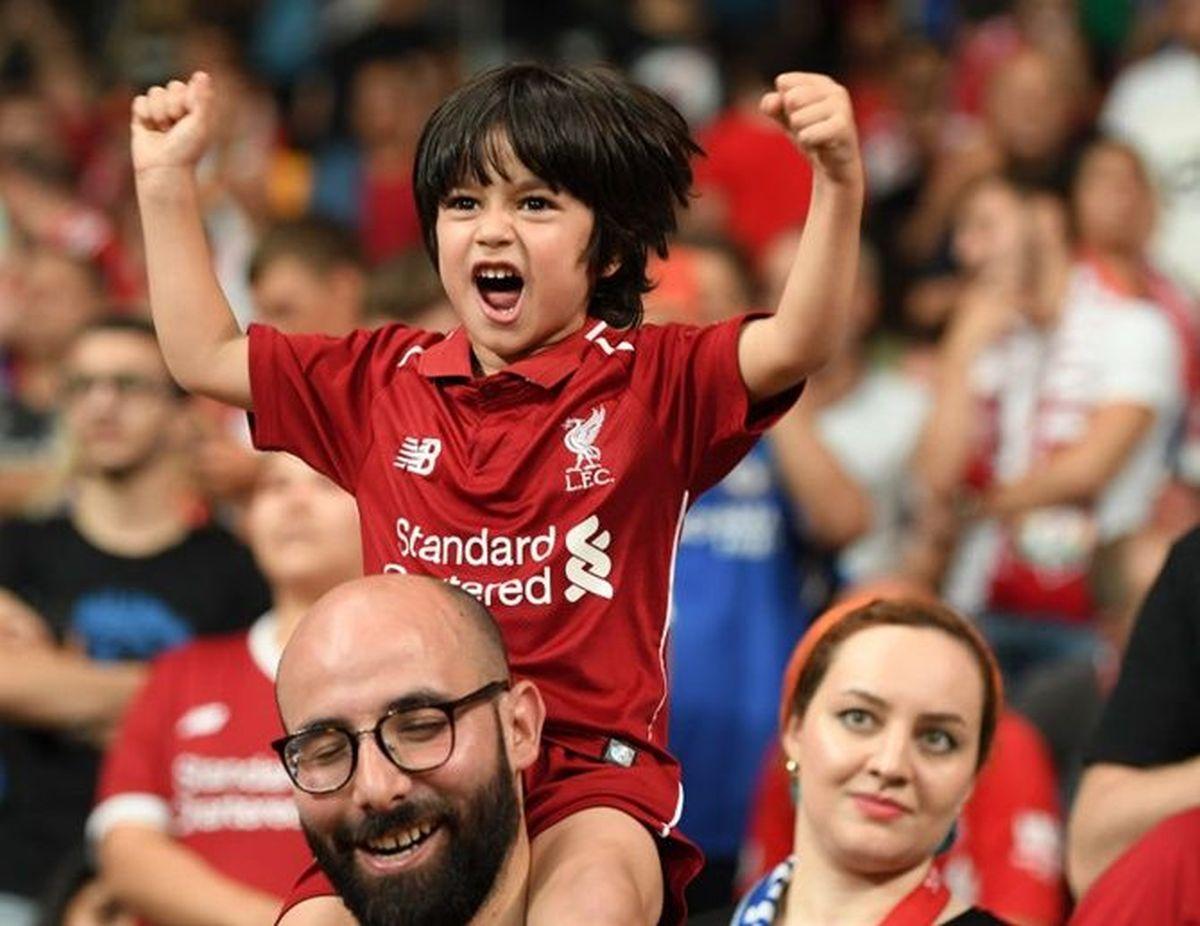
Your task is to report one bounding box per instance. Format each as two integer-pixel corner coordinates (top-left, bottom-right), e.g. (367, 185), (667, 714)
(503, 678), (545, 772)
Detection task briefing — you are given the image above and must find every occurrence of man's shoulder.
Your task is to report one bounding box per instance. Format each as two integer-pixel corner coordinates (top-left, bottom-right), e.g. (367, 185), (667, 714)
(1061, 275), (1177, 355)
(253, 320), (446, 375)
(1105, 48), (1200, 116)
(157, 624), (254, 666)
(0, 511), (75, 546)
(138, 625), (266, 715)
(1165, 525), (1200, 575)
(605, 316), (747, 367)
(1070, 288), (1175, 337)
(167, 522), (264, 588)
(176, 520), (253, 555)
(1112, 47), (1200, 93)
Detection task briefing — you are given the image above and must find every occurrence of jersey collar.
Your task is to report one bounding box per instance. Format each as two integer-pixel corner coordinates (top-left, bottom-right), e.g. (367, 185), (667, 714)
(418, 321), (604, 389)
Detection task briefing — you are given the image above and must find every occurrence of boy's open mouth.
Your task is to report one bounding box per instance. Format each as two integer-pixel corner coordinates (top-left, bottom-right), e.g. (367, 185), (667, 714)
(473, 263), (524, 317)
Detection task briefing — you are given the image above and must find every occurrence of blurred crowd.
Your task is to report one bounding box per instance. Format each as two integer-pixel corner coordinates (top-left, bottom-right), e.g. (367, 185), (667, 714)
(1, 0), (1199, 924)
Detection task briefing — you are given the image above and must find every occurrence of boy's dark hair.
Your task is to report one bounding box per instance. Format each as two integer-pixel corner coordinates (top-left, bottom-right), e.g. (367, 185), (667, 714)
(413, 63), (701, 329)
(248, 217), (365, 285)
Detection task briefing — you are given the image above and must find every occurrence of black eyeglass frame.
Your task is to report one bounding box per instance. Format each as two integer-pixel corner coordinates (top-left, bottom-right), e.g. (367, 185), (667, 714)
(60, 372), (178, 402)
(271, 679), (511, 794)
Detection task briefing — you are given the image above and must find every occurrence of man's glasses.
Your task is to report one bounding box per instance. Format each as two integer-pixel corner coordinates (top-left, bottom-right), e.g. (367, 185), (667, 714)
(272, 680), (510, 795)
(61, 373), (175, 402)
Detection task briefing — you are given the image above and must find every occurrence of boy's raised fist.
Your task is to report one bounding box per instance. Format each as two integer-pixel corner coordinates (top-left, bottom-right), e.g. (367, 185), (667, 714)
(130, 71), (215, 177)
(760, 72), (862, 187)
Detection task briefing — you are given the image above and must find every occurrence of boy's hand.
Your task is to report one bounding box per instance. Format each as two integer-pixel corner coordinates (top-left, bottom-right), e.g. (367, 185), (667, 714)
(131, 71), (215, 179)
(761, 73), (862, 187)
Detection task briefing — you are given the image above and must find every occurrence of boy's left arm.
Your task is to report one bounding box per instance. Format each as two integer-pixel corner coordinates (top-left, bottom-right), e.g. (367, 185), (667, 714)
(738, 73), (864, 403)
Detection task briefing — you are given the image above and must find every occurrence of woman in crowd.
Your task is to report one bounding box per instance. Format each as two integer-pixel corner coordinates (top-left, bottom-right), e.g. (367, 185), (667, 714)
(705, 595), (1011, 925)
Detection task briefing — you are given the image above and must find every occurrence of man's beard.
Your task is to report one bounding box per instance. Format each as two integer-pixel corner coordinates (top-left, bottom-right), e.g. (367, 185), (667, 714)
(77, 442), (162, 483)
(302, 735), (522, 926)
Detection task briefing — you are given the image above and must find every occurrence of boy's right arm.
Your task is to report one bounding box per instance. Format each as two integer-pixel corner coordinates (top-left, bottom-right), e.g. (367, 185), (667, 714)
(132, 71), (251, 410)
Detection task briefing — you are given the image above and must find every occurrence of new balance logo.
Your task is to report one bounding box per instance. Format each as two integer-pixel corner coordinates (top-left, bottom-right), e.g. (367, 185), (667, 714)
(564, 515), (613, 602)
(176, 702), (230, 739)
(394, 437), (442, 476)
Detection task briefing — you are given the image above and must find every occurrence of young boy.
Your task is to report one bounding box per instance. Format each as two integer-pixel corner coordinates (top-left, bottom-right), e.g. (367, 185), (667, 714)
(130, 63), (862, 925)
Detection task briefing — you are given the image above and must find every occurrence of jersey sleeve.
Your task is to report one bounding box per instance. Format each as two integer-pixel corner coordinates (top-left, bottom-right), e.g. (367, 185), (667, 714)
(1086, 527), (1200, 767)
(633, 315), (802, 497)
(962, 714), (1066, 925)
(87, 650), (183, 842)
(247, 323), (432, 492)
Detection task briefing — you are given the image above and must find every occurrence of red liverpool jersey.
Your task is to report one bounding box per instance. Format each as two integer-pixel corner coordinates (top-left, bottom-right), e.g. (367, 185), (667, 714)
(89, 616), (310, 897)
(248, 315), (796, 809)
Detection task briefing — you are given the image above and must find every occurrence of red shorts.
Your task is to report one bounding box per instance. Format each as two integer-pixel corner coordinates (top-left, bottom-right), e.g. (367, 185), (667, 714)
(278, 726), (703, 926)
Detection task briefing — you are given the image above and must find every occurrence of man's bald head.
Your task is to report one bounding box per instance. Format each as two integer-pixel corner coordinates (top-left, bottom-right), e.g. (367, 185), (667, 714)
(277, 575), (509, 724)
(440, 581), (510, 680)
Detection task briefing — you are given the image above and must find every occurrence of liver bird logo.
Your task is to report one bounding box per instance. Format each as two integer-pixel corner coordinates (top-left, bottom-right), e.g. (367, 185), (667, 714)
(563, 406), (606, 472)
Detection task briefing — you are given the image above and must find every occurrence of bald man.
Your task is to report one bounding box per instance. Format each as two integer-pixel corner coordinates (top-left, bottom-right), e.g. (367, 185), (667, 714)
(273, 575), (545, 926)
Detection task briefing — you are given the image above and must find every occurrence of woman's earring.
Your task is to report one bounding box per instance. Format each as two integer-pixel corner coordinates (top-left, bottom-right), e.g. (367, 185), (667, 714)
(785, 758), (802, 806)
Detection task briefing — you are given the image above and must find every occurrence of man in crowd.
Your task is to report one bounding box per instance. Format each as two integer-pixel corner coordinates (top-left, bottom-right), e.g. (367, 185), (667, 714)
(918, 175), (1181, 684)
(0, 246), (106, 513)
(273, 574), (545, 926)
(0, 316), (269, 923)
(247, 218), (367, 337)
(89, 453), (361, 924)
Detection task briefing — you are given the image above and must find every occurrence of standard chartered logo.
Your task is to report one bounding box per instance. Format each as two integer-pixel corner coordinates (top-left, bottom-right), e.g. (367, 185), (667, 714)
(564, 515), (614, 602)
(383, 515), (615, 606)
